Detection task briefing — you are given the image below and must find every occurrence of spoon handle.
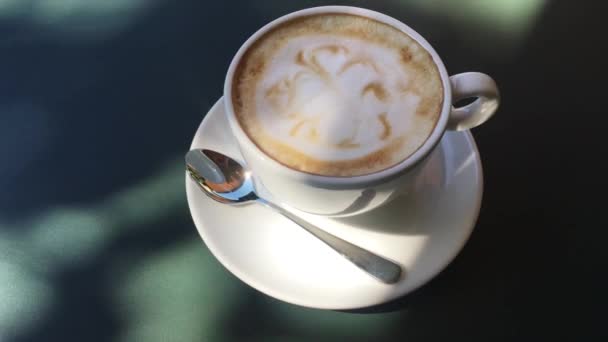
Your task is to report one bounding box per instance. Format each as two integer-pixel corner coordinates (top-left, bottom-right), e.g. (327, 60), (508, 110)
(257, 198), (402, 284)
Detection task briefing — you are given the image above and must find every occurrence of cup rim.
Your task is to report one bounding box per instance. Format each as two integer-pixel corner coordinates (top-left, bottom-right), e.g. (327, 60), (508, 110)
(224, 5), (452, 187)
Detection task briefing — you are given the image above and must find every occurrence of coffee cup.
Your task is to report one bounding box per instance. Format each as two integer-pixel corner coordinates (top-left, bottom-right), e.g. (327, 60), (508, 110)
(224, 6), (499, 217)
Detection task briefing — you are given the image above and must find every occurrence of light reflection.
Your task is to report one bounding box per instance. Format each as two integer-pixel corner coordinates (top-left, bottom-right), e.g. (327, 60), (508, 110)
(0, 260), (54, 341)
(453, 151), (477, 179)
(100, 159), (187, 229)
(250, 0), (545, 43)
(0, 0), (23, 18)
(395, 0), (546, 38)
(0, 158), (185, 338)
(114, 240), (242, 342)
(0, 0), (162, 39)
(253, 0), (546, 60)
(26, 208), (111, 268)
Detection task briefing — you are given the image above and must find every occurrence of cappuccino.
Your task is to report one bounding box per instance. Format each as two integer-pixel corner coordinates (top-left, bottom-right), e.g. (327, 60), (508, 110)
(232, 13), (443, 177)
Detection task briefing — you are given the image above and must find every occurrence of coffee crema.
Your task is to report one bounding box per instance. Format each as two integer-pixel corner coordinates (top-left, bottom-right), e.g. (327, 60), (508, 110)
(232, 13), (444, 177)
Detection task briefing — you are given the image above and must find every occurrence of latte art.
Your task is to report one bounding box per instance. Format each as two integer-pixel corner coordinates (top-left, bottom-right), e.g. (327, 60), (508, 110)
(233, 14), (443, 176)
(260, 37), (421, 157)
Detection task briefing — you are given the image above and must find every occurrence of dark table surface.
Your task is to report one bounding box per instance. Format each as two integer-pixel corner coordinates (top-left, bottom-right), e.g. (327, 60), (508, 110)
(1, 1), (606, 341)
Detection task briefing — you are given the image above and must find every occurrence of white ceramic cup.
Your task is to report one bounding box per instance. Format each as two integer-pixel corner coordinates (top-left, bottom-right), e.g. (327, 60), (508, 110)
(224, 6), (499, 217)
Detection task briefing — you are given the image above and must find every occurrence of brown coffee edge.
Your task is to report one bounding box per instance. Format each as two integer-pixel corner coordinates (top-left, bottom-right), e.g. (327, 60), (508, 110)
(259, 135), (409, 177)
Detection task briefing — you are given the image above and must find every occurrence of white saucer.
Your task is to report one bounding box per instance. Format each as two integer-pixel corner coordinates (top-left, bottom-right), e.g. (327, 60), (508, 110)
(186, 97), (483, 310)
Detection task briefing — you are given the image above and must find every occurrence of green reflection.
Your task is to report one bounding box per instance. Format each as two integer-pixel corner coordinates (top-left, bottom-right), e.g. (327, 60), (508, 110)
(33, 0), (149, 18)
(0, 0), (160, 39)
(0, 0), (23, 18)
(112, 237), (402, 341)
(27, 208), (110, 267)
(0, 158), (185, 338)
(114, 240), (241, 342)
(0, 260), (54, 341)
(398, 0), (546, 37)
(20, 158), (186, 269)
(100, 159), (187, 230)
(252, 0), (546, 59)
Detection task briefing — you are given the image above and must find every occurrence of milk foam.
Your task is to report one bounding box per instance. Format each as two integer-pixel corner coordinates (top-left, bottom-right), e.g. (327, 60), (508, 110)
(257, 36), (423, 161)
(233, 14), (443, 176)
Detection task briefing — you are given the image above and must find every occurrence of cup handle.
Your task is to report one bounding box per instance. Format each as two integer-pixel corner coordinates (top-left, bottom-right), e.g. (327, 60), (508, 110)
(447, 72), (500, 131)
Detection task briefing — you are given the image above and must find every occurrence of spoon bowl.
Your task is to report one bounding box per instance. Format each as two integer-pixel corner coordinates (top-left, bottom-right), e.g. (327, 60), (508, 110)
(186, 149), (257, 204)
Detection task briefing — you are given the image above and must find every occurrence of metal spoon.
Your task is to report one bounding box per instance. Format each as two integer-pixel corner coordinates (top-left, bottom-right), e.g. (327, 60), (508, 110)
(186, 149), (402, 284)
